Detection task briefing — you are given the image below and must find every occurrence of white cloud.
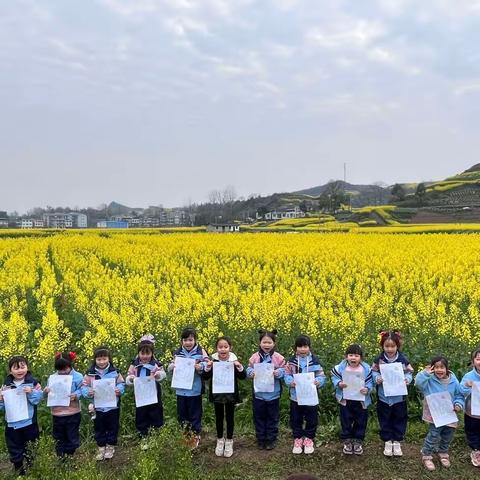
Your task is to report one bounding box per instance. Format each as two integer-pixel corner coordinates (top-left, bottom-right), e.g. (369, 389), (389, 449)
(454, 82), (480, 96)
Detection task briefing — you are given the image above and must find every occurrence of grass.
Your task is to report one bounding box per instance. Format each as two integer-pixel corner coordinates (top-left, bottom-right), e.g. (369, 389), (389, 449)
(2, 424), (480, 480)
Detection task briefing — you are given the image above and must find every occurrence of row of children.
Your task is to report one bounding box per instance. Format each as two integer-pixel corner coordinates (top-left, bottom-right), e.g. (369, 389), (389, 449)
(1, 328), (480, 475)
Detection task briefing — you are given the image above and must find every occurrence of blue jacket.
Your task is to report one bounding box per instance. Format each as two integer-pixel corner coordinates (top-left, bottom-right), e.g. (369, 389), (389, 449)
(81, 364), (125, 412)
(371, 351), (413, 406)
(169, 344), (209, 397)
(0, 372), (43, 429)
(331, 360), (373, 408)
(127, 357), (166, 404)
(284, 354), (326, 403)
(415, 370), (464, 421)
(246, 350), (285, 401)
(459, 369), (480, 417)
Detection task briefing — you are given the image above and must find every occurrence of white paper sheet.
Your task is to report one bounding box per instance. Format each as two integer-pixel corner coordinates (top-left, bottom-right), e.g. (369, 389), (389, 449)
(472, 382), (480, 416)
(426, 391), (458, 427)
(212, 361), (235, 394)
(342, 370), (366, 401)
(171, 357), (196, 390)
(2, 388), (29, 423)
(134, 376), (158, 407)
(379, 363), (408, 397)
(47, 374), (73, 407)
(253, 363), (275, 393)
(293, 372), (318, 406)
(93, 378), (117, 409)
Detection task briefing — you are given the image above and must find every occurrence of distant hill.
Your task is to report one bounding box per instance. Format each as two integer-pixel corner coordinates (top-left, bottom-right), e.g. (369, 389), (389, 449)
(295, 181), (391, 207)
(107, 201), (144, 216)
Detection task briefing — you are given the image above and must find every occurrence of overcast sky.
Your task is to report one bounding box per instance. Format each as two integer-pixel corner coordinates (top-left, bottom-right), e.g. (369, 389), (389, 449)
(1, 0), (480, 213)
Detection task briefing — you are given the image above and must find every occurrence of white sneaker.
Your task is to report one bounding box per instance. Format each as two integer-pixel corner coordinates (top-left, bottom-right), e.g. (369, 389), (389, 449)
(104, 445), (115, 459)
(223, 439), (233, 458)
(215, 438), (225, 457)
(392, 441), (403, 456)
(95, 446), (105, 461)
(292, 438), (303, 454)
(303, 438), (314, 454)
(383, 440), (393, 456)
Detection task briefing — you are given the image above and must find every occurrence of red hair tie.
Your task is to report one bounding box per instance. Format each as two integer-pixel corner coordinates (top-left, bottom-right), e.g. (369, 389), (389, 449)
(68, 351), (77, 362)
(54, 352), (62, 360)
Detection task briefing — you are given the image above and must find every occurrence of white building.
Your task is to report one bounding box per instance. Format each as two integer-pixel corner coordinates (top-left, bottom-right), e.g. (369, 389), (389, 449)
(259, 206), (305, 221)
(21, 219), (34, 229)
(43, 212), (87, 228)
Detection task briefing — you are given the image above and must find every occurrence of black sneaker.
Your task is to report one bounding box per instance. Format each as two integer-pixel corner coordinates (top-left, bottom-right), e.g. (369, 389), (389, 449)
(265, 440), (277, 450)
(257, 440), (266, 449)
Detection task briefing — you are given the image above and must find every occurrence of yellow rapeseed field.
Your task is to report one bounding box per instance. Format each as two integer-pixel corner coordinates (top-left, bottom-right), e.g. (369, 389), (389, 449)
(0, 232), (479, 374)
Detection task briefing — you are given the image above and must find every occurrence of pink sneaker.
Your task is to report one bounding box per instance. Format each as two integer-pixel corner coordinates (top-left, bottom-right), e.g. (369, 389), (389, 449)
(303, 438), (314, 454)
(292, 438), (303, 454)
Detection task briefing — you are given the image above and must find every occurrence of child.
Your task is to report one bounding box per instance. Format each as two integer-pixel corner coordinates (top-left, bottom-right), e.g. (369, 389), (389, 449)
(44, 352), (83, 458)
(0, 355), (43, 475)
(168, 327), (209, 448)
(284, 334), (326, 455)
(331, 344), (373, 456)
(126, 335), (166, 439)
(459, 348), (480, 467)
(371, 330), (413, 456)
(415, 355), (464, 471)
(247, 329), (285, 450)
(203, 336), (246, 457)
(81, 346), (125, 461)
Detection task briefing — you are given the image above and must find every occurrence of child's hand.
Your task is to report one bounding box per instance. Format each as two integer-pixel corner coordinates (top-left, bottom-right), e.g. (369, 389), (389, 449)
(114, 388), (121, 397)
(69, 393), (77, 401)
(465, 380), (473, 388)
(88, 388), (94, 397)
(339, 381), (347, 389)
(290, 381), (296, 388)
(273, 369), (280, 378)
(376, 376), (383, 384)
(454, 404), (462, 412)
(404, 379), (409, 384)
(194, 362), (203, 372)
(23, 386), (33, 394)
(44, 387), (50, 394)
(424, 366), (434, 374)
(359, 387), (368, 395)
(234, 361), (242, 370)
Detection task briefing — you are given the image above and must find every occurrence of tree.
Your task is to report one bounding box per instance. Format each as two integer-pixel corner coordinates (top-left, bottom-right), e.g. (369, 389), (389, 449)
(415, 182), (426, 205)
(322, 181), (348, 214)
(391, 184), (406, 202)
(299, 200), (308, 214)
(256, 205), (268, 219)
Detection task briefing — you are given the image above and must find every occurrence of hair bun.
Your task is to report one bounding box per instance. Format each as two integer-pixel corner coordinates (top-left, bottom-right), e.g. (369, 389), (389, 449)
(271, 329), (278, 335)
(258, 329), (266, 334)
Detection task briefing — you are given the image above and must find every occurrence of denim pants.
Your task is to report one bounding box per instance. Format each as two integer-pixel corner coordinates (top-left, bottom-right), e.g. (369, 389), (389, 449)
(421, 423), (455, 455)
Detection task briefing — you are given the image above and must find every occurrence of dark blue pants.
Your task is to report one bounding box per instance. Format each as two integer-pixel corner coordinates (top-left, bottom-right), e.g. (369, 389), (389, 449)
(253, 397), (280, 442)
(377, 400), (408, 442)
(94, 408), (120, 446)
(340, 400), (368, 441)
(290, 401), (318, 439)
(5, 422), (39, 467)
(177, 395), (202, 434)
(465, 414), (480, 450)
(52, 413), (81, 456)
(136, 402), (164, 436)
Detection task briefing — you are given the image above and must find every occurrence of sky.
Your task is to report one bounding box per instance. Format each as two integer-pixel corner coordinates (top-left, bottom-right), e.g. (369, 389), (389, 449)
(1, 0), (480, 213)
